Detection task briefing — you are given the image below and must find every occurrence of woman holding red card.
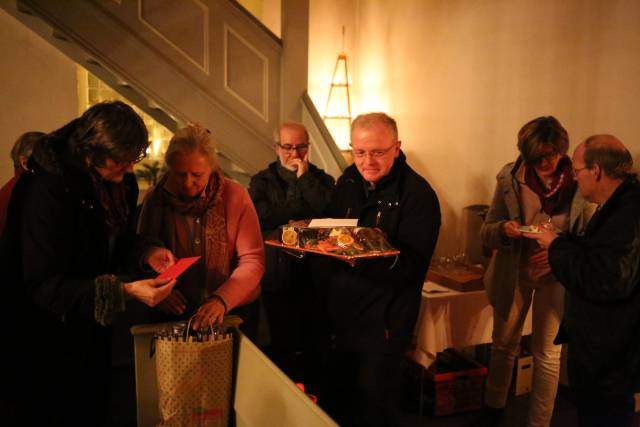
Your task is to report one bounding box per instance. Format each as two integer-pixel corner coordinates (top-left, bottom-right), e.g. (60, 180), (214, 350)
(0, 101), (177, 426)
(138, 124), (264, 331)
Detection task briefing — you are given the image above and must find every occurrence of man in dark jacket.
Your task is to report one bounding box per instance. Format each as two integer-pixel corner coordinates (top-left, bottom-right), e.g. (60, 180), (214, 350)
(524, 134), (640, 427)
(249, 122), (334, 377)
(311, 113), (441, 427)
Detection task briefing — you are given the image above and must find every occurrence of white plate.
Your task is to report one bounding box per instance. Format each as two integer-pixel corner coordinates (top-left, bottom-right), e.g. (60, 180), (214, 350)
(518, 225), (544, 234)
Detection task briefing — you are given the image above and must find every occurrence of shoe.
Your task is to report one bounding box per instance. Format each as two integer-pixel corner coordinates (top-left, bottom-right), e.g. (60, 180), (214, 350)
(470, 406), (505, 427)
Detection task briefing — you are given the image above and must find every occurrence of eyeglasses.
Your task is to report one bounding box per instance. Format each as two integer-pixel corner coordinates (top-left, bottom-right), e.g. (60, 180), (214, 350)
(278, 143), (310, 152)
(351, 143), (398, 159)
(132, 151), (148, 163)
(572, 166), (590, 178)
(113, 151), (147, 166)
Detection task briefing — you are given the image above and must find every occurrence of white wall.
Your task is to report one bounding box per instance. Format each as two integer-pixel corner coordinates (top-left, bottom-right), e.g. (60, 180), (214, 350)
(309, 0), (640, 255)
(0, 9), (77, 184)
(308, 0), (356, 116)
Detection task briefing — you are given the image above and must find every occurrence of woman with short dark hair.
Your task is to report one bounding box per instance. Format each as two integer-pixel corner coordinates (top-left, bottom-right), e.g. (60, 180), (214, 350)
(1, 101), (177, 426)
(476, 116), (595, 427)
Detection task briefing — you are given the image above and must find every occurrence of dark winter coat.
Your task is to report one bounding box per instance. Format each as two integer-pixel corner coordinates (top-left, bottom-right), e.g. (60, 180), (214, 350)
(549, 176), (640, 398)
(0, 133), (150, 426)
(311, 152), (441, 353)
(249, 161), (334, 292)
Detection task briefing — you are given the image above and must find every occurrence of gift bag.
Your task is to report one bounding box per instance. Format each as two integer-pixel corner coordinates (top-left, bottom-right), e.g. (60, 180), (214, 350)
(154, 320), (234, 426)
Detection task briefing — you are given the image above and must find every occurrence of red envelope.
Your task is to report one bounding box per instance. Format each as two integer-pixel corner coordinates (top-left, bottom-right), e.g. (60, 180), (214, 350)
(156, 256), (201, 280)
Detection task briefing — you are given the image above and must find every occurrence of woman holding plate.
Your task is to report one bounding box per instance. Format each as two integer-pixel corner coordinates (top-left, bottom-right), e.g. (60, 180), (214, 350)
(475, 116), (595, 427)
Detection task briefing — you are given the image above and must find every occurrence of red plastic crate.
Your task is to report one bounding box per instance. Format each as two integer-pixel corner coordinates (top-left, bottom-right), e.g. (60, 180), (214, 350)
(425, 349), (487, 416)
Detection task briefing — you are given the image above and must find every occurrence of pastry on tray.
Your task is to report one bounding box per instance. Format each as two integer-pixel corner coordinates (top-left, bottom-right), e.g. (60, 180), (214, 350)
(265, 220), (399, 262)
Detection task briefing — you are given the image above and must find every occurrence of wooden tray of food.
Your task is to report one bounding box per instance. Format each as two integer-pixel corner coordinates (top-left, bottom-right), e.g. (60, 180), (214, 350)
(265, 224), (399, 265)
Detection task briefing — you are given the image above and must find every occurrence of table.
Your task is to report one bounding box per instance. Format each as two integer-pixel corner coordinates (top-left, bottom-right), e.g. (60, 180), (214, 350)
(413, 281), (532, 368)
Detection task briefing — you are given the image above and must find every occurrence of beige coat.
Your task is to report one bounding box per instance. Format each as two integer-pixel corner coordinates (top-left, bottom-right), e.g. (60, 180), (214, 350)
(481, 161), (595, 321)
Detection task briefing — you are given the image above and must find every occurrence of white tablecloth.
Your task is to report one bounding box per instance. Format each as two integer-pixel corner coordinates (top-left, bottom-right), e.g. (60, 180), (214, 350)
(414, 281), (532, 368)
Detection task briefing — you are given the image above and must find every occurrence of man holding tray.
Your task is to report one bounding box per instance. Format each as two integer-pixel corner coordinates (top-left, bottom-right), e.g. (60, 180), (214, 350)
(310, 112), (441, 427)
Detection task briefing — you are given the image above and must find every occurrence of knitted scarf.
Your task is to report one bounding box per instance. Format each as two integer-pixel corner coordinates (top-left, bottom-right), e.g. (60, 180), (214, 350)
(150, 168), (229, 300)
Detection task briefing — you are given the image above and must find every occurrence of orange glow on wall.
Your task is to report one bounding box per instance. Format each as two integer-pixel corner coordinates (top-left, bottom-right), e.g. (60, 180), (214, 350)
(324, 52), (353, 150)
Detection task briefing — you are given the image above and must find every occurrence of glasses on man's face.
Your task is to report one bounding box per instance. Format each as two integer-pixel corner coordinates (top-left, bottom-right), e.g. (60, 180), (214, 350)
(351, 143), (398, 159)
(278, 143), (310, 152)
(572, 166), (590, 178)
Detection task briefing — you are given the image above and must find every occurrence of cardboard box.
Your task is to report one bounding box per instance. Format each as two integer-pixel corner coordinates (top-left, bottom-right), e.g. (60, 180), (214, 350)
(424, 349), (488, 416)
(513, 354), (533, 396)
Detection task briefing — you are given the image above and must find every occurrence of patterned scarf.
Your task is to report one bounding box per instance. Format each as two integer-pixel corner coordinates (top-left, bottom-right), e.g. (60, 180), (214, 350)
(90, 171), (129, 233)
(156, 168), (229, 299)
(524, 156), (576, 215)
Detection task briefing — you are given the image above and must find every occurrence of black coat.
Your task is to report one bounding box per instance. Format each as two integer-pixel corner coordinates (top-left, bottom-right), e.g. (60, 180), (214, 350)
(311, 152), (441, 353)
(549, 177), (640, 397)
(1, 135), (149, 425)
(249, 161), (334, 292)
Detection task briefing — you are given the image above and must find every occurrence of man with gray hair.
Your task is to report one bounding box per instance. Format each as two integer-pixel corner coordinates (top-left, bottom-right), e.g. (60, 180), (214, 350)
(249, 122), (334, 377)
(311, 112), (441, 426)
(525, 134), (640, 427)
(0, 131), (44, 233)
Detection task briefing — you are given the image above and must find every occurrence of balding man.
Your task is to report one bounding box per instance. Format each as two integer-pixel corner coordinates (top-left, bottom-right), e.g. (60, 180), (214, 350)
(311, 113), (441, 427)
(525, 135), (640, 427)
(249, 122), (334, 376)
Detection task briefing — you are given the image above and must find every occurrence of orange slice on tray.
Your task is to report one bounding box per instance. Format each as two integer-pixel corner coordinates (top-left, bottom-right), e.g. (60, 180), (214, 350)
(337, 234), (354, 246)
(317, 240), (340, 252)
(282, 228), (298, 246)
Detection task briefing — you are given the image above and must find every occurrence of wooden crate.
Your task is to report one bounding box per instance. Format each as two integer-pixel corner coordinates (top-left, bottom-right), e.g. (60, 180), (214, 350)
(426, 266), (484, 292)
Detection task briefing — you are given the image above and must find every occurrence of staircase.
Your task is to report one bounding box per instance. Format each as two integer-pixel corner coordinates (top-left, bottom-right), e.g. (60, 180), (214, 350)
(2, 0), (346, 183)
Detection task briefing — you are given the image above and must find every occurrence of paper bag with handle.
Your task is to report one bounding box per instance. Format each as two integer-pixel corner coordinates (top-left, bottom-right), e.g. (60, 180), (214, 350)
(154, 315), (241, 427)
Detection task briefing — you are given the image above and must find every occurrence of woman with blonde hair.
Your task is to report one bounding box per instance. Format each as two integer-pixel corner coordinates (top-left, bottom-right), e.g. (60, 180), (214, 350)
(138, 124), (264, 330)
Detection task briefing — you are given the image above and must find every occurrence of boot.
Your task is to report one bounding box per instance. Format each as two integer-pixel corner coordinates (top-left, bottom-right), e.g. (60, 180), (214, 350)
(470, 406), (505, 427)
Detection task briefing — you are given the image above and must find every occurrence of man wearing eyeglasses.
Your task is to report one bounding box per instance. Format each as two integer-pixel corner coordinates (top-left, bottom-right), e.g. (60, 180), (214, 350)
(523, 135), (640, 427)
(249, 122), (335, 377)
(311, 112), (441, 427)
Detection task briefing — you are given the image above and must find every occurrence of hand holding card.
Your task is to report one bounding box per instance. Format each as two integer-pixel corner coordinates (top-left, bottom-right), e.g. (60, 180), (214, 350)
(156, 256), (201, 280)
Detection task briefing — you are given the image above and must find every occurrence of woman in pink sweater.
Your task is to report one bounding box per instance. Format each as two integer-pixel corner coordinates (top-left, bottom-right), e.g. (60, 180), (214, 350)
(138, 124), (264, 330)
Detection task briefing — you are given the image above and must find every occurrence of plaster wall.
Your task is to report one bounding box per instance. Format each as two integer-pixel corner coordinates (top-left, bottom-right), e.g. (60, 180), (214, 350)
(0, 9), (77, 184)
(309, 0), (640, 255)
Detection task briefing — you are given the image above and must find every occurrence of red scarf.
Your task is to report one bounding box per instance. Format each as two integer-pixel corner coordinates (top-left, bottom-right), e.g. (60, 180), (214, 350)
(524, 156), (576, 215)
